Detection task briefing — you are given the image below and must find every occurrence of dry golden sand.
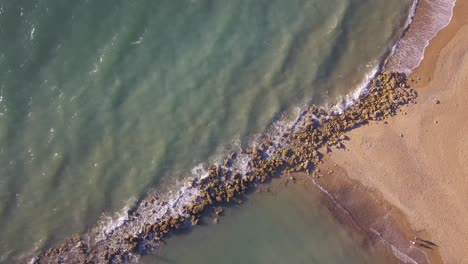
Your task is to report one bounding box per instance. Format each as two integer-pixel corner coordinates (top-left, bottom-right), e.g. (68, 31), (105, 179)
(317, 1), (468, 263)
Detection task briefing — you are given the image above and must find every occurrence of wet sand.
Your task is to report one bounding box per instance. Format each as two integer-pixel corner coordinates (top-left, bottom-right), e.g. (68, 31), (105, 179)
(34, 71), (417, 263)
(316, 1), (468, 263)
(148, 178), (390, 264)
(31, 1), (465, 263)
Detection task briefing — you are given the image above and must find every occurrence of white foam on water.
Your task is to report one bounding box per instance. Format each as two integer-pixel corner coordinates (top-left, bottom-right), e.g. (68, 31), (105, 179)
(326, 0), (455, 115)
(231, 153), (252, 175)
(33, 1), (440, 260)
(191, 163), (209, 179)
(391, 245), (419, 264)
(387, 0), (456, 73)
(309, 162), (429, 264)
(94, 198), (135, 241)
(86, 96), (321, 246)
(30, 26), (35, 40)
(329, 65), (380, 114)
(369, 226), (432, 264)
(33, 45), (408, 264)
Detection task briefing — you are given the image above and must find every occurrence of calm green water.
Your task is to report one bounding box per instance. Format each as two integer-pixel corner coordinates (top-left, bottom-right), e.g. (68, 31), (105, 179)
(0, 0), (411, 262)
(148, 183), (386, 264)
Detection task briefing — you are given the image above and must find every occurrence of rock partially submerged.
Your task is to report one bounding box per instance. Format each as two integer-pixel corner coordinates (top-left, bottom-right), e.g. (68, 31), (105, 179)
(33, 71), (417, 264)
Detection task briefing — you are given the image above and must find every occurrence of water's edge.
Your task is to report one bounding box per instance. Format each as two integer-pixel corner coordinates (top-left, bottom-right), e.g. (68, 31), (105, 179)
(30, 0), (456, 263)
(387, 0), (456, 72)
(33, 72), (417, 264)
(308, 164), (443, 264)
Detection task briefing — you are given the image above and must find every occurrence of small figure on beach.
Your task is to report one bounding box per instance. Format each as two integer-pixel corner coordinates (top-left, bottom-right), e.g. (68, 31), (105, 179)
(412, 237), (439, 250)
(416, 243), (433, 250)
(416, 237), (439, 247)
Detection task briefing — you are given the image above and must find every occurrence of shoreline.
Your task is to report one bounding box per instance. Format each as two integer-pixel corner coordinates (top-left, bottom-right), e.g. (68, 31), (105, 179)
(410, 0), (467, 86)
(317, 0), (468, 262)
(29, 0), (460, 263)
(33, 73), (418, 263)
(310, 161), (444, 264)
(386, 0), (456, 73)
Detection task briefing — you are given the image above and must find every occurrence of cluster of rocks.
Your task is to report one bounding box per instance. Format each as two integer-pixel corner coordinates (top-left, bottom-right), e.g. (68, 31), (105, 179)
(33, 71), (417, 264)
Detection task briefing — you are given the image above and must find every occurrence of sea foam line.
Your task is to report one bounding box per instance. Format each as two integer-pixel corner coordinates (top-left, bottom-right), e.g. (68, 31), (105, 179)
(110, 0), (459, 260)
(85, 66), (403, 262)
(33, 70), (418, 264)
(386, 0), (456, 73)
(77, 0), (426, 243)
(35, 39), (389, 264)
(31, 1), (430, 262)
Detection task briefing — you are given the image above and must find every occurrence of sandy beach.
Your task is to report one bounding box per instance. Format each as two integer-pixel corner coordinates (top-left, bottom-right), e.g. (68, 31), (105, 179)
(315, 1), (468, 263)
(27, 1), (465, 263)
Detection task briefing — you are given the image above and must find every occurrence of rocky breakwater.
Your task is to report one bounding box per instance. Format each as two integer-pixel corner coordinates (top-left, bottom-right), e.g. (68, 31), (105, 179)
(33, 71), (417, 264)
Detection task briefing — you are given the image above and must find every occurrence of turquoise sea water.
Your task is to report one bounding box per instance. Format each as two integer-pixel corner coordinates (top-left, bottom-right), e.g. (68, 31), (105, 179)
(148, 183), (387, 264)
(0, 0), (412, 262)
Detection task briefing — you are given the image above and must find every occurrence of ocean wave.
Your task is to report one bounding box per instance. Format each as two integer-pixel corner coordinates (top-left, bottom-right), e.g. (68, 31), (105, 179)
(33, 67), (418, 264)
(386, 0), (456, 73)
(30, 0), (438, 262)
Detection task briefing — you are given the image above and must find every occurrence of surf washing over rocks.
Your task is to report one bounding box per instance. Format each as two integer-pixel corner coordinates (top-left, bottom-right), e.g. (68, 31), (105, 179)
(1, 3), (410, 262)
(35, 69), (420, 263)
(29, 0), (456, 263)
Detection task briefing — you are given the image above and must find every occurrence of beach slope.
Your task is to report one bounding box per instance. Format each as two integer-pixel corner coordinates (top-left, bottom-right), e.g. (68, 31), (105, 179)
(320, 5), (468, 263)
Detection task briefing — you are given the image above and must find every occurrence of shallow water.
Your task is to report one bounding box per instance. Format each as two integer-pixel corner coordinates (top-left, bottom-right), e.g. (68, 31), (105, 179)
(0, 0), (412, 262)
(387, 0), (456, 72)
(148, 183), (385, 264)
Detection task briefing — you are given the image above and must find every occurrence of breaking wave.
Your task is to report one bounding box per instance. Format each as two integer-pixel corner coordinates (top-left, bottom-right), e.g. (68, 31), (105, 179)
(386, 0), (456, 73)
(30, 0), (456, 262)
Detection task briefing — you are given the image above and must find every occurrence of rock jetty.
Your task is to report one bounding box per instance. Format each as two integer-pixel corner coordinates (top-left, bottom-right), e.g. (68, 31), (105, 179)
(33, 71), (417, 264)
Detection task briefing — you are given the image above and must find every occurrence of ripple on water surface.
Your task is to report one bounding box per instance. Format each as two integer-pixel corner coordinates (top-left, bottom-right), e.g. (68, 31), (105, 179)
(148, 183), (388, 264)
(0, 0), (413, 262)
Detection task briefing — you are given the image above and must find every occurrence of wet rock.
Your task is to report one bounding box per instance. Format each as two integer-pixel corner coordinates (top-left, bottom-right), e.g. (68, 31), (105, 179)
(33, 71), (419, 264)
(214, 207), (224, 215)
